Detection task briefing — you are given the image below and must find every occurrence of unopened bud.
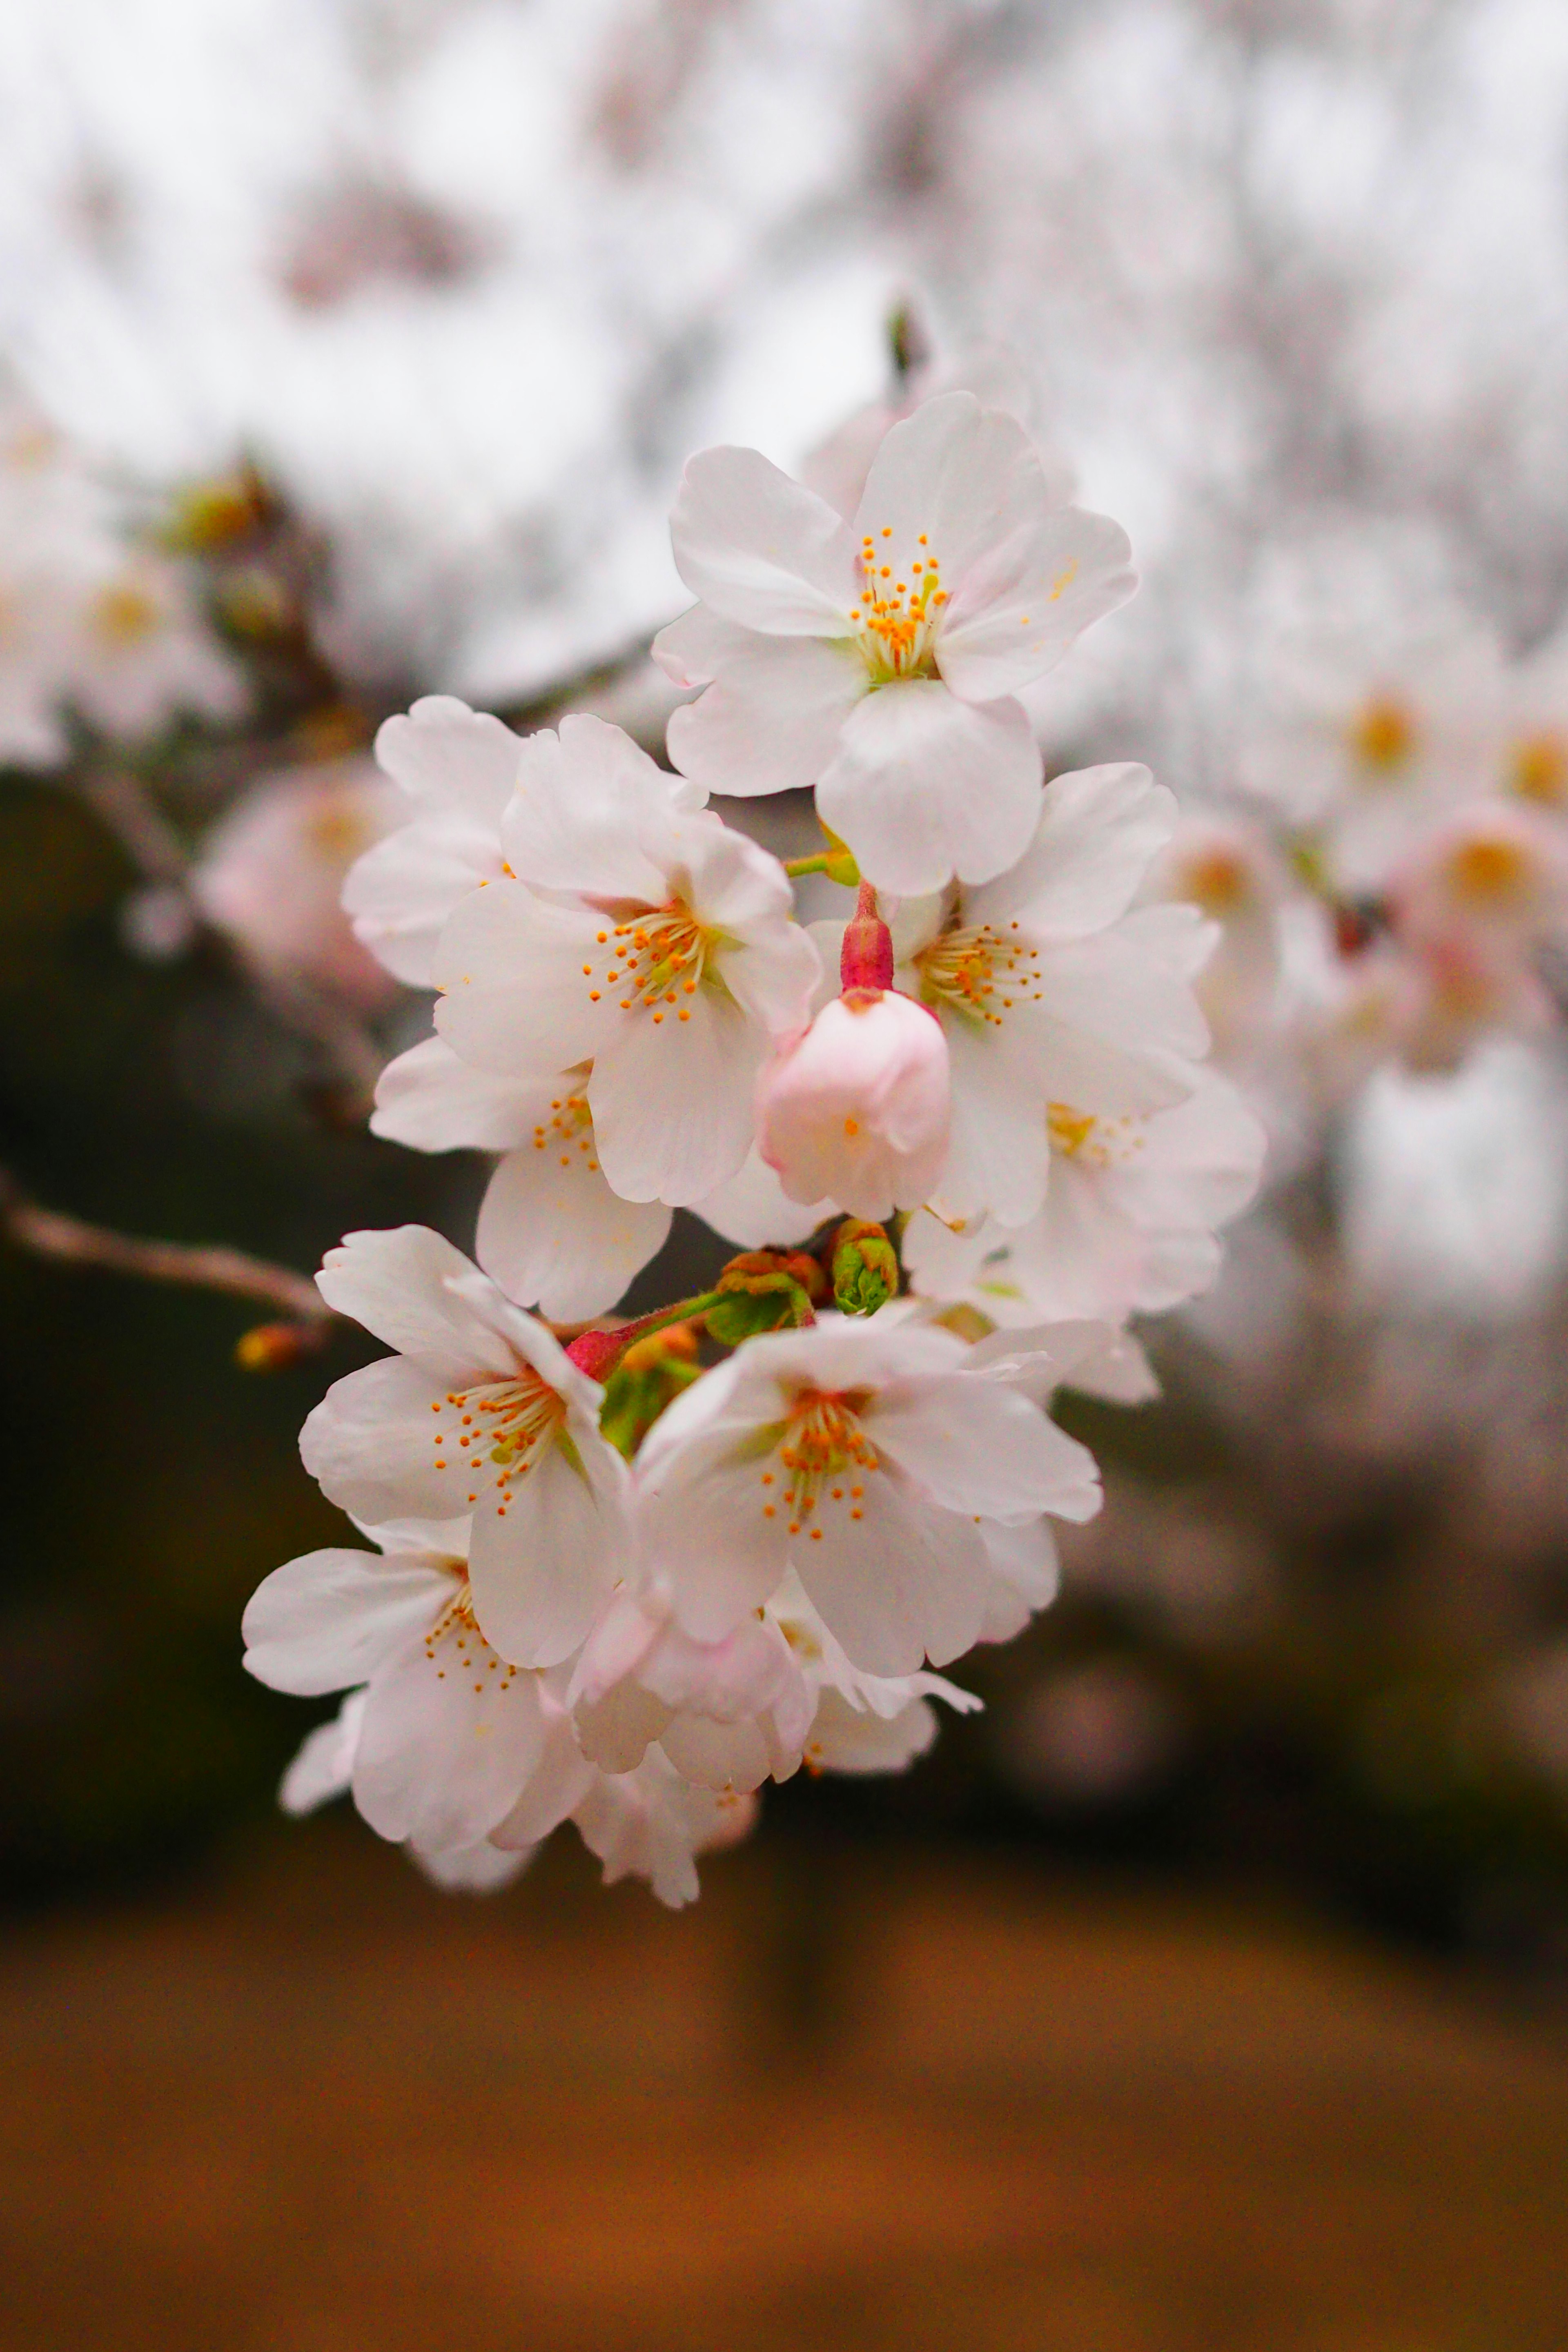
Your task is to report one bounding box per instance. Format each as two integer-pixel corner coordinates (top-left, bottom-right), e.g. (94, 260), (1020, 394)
(840, 881), (894, 992)
(705, 1250), (821, 1344)
(597, 1323), (702, 1457)
(166, 472), (271, 555)
(831, 1220), (900, 1314)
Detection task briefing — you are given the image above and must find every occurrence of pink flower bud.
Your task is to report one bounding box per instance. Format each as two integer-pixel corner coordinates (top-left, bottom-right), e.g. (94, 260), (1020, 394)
(756, 989), (951, 1221)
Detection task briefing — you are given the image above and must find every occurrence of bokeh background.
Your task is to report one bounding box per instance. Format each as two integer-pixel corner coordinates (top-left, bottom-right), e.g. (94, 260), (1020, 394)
(4, 2), (1568, 2345)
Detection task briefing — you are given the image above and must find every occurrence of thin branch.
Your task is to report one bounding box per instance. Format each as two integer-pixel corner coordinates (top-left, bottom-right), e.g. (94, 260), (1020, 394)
(0, 1167), (333, 1329)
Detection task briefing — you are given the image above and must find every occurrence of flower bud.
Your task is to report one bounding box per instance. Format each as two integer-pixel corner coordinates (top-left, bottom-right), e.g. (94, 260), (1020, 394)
(831, 1219), (899, 1314)
(755, 988), (951, 1222)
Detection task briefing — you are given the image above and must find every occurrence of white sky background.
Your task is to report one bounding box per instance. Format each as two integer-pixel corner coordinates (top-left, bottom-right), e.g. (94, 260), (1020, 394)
(4, 0), (1568, 710)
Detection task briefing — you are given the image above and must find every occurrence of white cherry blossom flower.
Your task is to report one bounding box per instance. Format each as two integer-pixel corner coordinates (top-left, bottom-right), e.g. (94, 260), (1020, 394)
(635, 1310), (1101, 1677)
(654, 391), (1136, 895)
(243, 1517), (554, 1857)
(755, 987), (951, 1221)
(435, 717), (819, 1205)
(694, 1149), (834, 1250)
(490, 1695), (757, 1909)
(343, 697), (525, 988)
(884, 763), (1215, 1227)
(192, 757), (402, 1008)
(905, 1068), (1266, 1324)
(299, 1226), (631, 1667)
(768, 1571), (982, 1774)
(569, 1581), (814, 1794)
(371, 1035), (671, 1323)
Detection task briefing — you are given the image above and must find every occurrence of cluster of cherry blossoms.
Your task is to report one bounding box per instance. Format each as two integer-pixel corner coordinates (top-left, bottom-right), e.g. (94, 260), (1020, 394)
(244, 390), (1267, 1904)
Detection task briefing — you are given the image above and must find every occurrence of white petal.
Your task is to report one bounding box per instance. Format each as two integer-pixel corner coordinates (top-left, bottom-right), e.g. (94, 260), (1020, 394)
(854, 392), (1045, 584)
(301, 1356), (478, 1525)
(352, 1628), (547, 1849)
(374, 696), (522, 822)
(670, 446), (858, 634)
(871, 1375), (1097, 1524)
(243, 1546), (452, 1696)
(695, 1150), (833, 1247)
(314, 1226), (515, 1374)
(652, 605), (763, 687)
(491, 1705), (597, 1849)
(793, 1471), (994, 1675)
(937, 1018), (1052, 1225)
(967, 766), (1176, 941)
(640, 1428), (791, 1642)
(816, 682), (1041, 896)
(502, 717), (686, 898)
(466, 1439), (620, 1668)
(806, 1687), (940, 1773)
(937, 505), (1136, 702)
(591, 988), (761, 1205)
(413, 1838), (532, 1891)
(477, 1148), (671, 1322)
(279, 1690), (368, 1814)
(434, 882), (609, 1076)
(343, 816), (502, 987)
(665, 636), (866, 797)
(371, 1035), (543, 1154)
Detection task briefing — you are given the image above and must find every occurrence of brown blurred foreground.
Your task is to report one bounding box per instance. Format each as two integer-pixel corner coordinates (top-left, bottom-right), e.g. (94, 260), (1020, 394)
(2, 1824), (1566, 2352)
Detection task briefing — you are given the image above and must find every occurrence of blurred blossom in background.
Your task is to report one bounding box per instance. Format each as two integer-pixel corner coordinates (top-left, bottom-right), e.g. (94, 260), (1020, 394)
(6, 4), (1568, 2341)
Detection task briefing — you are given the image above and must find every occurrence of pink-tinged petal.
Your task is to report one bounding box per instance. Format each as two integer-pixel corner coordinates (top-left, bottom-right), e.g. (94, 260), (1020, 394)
(937, 505), (1136, 703)
(967, 766), (1176, 940)
(280, 1691), (367, 1815)
(652, 605), (761, 687)
(695, 1151), (833, 1248)
(243, 1546), (452, 1696)
(374, 697), (522, 822)
(434, 881), (610, 1076)
(793, 1470), (993, 1675)
(371, 1035), (546, 1154)
(466, 1444), (619, 1668)
(816, 682), (1042, 897)
(806, 1688), (940, 1774)
(930, 1018), (1049, 1225)
(640, 1435), (790, 1641)
(491, 1704), (598, 1849)
(659, 1714), (781, 1794)
(591, 987), (761, 1205)
(343, 815), (503, 987)
(670, 446), (860, 635)
(301, 1356), (478, 1525)
(755, 991), (951, 1221)
(314, 1226), (516, 1374)
(352, 1626), (548, 1848)
(665, 636), (867, 797)
(853, 393), (1046, 584)
(477, 1148), (671, 1323)
(976, 1519), (1060, 1640)
(502, 716), (687, 898)
(1027, 930), (1210, 1095)
(413, 1839), (532, 1891)
(871, 1375), (1100, 1526)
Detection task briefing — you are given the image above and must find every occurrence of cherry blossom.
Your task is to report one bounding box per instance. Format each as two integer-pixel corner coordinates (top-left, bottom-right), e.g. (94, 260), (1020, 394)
(635, 1309), (1101, 1677)
(655, 391), (1136, 894)
(755, 989), (951, 1222)
(299, 1226), (631, 1668)
(904, 1068), (1267, 1324)
(243, 1518), (555, 1856)
(882, 763), (1214, 1227)
(371, 1035), (671, 1322)
(192, 757), (402, 1009)
(343, 697), (523, 988)
(434, 716), (819, 1205)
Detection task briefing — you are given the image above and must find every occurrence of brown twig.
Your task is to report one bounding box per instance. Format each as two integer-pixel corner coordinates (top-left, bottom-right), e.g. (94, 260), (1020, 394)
(0, 1167), (334, 1341)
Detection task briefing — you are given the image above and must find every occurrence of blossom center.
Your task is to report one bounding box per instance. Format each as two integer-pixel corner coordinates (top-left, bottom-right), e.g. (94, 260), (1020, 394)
(1442, 833), (1535, 909)
(92, 579), (162, 647)
(1510, 731), (1568, 807)
(580, 897), (715, 1028)
(530, 1085), (600, 1175)
(421, 1569), (529, 1692)
(758, 1387), (879, 1537)
(914, 913), (1043, 1030)
(1350, 694), (1417, 777)
(429, 1366), (567, 1514)
(851, 526), (947, 683)
(1047, 1102), (1142, 1166)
